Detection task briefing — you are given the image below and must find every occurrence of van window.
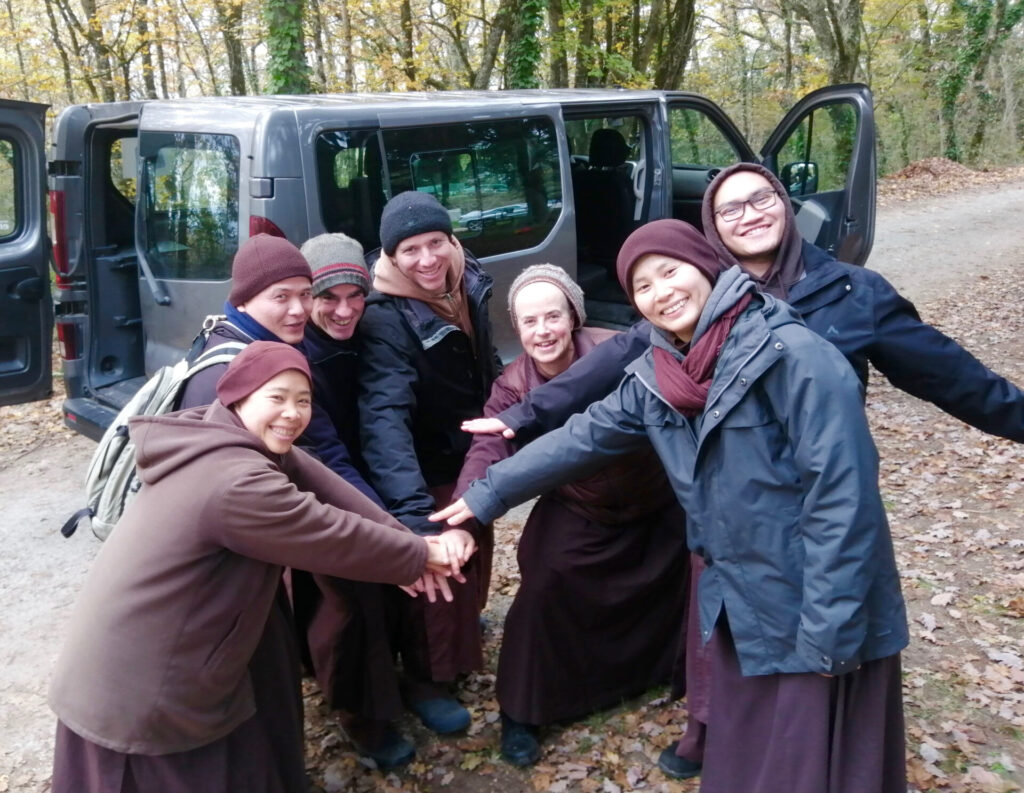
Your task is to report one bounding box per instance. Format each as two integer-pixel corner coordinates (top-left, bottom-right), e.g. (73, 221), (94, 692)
(0, 138), (17, 239)
(317, 117), (562, 258)
(774, 102), (857, 195)
(668, 108), (741, 168)
(140, 132), (240, 281)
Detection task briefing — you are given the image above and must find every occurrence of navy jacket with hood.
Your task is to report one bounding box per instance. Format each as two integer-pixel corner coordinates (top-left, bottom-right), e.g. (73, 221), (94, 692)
(358, 251), (500, 534)
(498, 242), (1024, 443)
(463, 267), (909, 677)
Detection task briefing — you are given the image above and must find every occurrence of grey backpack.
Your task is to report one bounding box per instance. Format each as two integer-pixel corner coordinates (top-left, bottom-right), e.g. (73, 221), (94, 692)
(60, 340), (246, 540)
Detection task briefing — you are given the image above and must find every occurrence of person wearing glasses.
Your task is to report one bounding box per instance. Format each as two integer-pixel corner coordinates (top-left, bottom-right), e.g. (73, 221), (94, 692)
(436, 220), (910, 793)
(461, 161), (1024, 780)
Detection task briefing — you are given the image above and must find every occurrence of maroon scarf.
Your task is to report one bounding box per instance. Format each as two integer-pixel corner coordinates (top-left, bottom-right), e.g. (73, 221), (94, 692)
(653, 293), (752, 416)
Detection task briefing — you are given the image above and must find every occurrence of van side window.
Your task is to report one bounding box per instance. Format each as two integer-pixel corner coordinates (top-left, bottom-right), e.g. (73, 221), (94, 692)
(140, 132), (240, 281)
(316, 117), (562, 258)
(667, 107), (742, 229)
(774, 101), (858, 196)
(0, 138), (17, 239)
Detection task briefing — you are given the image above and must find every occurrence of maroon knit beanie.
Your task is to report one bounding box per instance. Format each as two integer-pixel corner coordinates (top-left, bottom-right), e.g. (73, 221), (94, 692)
(227, 234), (312, 306)
(216, 341), (312, 407)
(616, 219), (724, 302)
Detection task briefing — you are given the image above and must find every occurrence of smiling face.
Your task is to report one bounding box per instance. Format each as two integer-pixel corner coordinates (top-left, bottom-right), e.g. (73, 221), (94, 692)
(311, 283), (366, 341)
(393, 231), (456, 293)
(630, 254), (713, 344)
(712, 171), (787, 277)
(233, 369), (312, 454)
(513, 281), (576, 378)
(238, 276), (313, 344)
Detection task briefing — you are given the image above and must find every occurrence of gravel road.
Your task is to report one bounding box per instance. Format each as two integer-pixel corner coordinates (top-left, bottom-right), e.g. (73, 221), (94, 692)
(1, 177), (1022, 791)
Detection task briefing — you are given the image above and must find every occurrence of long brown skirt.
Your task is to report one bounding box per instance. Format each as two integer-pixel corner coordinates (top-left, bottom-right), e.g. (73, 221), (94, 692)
(497, 496), (689, 725)
(701, 621), (906, 793)
(52, 588), (307, 793)
(290, 569), (406, 720)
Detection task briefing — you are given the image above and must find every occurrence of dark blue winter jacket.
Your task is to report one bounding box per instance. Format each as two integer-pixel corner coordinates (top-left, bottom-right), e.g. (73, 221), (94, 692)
(499, 241), (1024, 442)
(358, 253), (499, 534)
(464, 268), (909, 676)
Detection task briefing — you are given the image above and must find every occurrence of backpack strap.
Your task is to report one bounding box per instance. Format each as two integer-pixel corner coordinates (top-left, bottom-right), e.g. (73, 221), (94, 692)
(60, 507), (93, 538)
(185, 314), (228, 362)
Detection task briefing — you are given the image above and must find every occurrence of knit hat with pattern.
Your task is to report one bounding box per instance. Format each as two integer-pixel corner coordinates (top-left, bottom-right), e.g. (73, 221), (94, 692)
(508, 263), (587, 330)
(301, 233), (371, 296)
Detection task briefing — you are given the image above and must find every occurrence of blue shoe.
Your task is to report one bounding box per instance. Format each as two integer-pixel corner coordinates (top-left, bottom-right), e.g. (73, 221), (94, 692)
(362, 727), (415, 770)
(657, 740), (702, 779)
(500, 714), (540, 767)
(409, 697), (471, 734)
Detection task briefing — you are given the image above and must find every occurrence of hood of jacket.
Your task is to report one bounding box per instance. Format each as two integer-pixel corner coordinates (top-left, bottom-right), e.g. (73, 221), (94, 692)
(131, 400), (284, 488)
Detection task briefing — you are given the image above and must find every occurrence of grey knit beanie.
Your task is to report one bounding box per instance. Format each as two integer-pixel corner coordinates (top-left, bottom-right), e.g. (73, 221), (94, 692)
(301, 233), (371, 296)
(379, 191), (453, 256)
(228, 234), (312, 306)
(508, 264), (587, 330)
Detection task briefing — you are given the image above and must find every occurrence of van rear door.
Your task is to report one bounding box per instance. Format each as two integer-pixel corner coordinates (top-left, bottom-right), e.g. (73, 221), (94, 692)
(0, 99), (52, 407)
(760, 83), (876, 265)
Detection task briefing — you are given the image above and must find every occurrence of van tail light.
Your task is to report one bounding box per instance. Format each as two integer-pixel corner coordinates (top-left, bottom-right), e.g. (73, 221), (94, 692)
(49, 191), (71, 284)
(249, 215), (286, 238)
(56, 318), (81, 362)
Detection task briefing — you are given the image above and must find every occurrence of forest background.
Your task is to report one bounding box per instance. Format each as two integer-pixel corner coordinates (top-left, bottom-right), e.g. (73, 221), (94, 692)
(0, 0), (1022, 174)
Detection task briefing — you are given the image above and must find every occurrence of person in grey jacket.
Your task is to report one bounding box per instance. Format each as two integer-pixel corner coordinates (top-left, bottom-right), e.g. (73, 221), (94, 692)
(433, 220), (909, 793)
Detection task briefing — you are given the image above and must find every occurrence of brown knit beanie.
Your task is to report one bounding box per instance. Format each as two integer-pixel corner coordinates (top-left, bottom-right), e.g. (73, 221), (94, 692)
(616, 219), (724, 303)
(216, 341), (312, 407)
(379, 191), (453, 256)
(301, 233), (371, 296)
(227, 234), (312, 306)
(508, 263), (587, 329)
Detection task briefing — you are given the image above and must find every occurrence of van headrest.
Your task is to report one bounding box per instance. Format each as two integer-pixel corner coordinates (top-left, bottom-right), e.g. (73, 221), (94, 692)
(588, 129), (629, 168)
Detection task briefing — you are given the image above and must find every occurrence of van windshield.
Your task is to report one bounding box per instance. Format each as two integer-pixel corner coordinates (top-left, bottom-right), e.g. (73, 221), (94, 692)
(140, 132), (240, 281)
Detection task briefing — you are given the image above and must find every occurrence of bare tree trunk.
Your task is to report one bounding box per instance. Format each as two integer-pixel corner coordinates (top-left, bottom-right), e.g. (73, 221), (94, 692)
(634, 0), (666, 76)
(213, 0), (247, 94)
(576, 0), (597, 86)
(136, 0), (159, 98)
(43, 0), (77, 102)
(339, 0), (354, 91)
(473, 0), (515, 89)
(4, 0), (29, 99)
(789, 0), (862, 83)
(179, 0), (222, 94)
(548, 0), (569, 86)
(652, 0), (697, 89)
(308, 0), (329, 90)
(400, 0), (416, 85)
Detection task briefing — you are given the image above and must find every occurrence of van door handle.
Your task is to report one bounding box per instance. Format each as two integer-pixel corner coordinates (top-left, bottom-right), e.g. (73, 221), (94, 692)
(13, 276), (45, 302)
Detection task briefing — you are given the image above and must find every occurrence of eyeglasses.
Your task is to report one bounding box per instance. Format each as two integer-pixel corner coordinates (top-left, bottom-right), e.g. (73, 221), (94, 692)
(714, 189), (778, 222)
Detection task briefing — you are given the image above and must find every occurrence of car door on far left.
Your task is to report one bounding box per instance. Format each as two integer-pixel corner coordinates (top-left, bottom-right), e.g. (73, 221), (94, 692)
(0, 99), (51, 407)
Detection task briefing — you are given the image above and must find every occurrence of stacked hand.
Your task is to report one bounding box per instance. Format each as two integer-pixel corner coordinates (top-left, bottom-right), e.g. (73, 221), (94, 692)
(460, 417), (516, 439)
(401, 530), (477, 603)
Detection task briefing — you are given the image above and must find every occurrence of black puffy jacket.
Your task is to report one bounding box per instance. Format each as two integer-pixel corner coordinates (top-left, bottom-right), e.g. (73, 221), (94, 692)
(358, 252), (500, 534)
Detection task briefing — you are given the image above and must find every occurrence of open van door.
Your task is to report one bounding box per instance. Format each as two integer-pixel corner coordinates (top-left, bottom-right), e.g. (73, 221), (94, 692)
(761, 83), (876, 266)
(0, 99), (51, 407)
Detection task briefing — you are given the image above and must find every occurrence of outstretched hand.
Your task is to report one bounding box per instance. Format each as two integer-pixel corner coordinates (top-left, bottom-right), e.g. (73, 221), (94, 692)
(429, 497), (477, 527)
(461, 417), (516, 439)
(400, 571), (454, 603)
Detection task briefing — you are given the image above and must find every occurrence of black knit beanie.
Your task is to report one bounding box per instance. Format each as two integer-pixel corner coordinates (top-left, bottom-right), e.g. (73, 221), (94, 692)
(228, 234), (312, 306)
(379, 191), (454, 256)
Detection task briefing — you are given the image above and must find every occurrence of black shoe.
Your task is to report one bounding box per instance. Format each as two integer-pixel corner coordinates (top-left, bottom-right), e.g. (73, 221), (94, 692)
(500, 714), (541, 767)
(362, 726), (415, 770)
(657, 740), (702, 779)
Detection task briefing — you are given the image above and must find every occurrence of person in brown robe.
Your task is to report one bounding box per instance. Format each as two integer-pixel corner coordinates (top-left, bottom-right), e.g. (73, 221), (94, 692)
(451, 264), (689, 766)
(49, 342), (462, 793)
(358, 192), (500, 734)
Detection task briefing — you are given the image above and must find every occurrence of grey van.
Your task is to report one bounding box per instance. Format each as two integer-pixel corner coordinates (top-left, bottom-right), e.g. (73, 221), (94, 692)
(0, 85), (876, 439)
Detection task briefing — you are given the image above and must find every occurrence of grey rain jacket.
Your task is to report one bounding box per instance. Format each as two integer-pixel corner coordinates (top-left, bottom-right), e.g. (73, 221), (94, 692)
(463, 267), (908, 676)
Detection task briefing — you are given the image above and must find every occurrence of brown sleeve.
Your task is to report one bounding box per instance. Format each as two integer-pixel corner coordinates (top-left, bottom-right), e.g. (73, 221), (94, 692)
(210, 457), (427, 586)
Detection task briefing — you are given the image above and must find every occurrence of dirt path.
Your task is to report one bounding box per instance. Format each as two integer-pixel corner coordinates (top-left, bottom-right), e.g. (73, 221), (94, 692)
(1, 176), (1022, 792)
